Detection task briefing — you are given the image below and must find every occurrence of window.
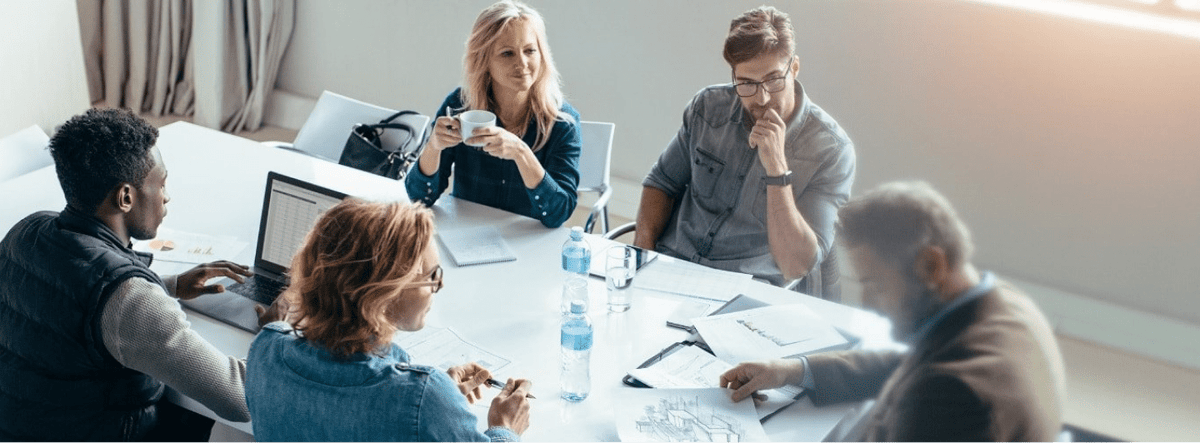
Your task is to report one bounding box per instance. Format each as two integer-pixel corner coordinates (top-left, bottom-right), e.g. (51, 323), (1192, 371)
(966, 0), (1200, 41)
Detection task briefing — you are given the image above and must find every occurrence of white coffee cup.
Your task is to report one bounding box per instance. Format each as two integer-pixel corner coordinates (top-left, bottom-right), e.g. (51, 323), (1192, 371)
(458, 110), (496, 148)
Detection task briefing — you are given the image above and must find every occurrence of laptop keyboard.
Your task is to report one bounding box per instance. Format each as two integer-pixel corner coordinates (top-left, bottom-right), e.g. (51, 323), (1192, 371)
(227, 276), (287, 305)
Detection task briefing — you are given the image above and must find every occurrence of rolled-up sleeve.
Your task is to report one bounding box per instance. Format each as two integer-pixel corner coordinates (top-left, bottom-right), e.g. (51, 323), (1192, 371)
(795, 137), (856, 266)
(643, 96), (698, 198)
(526, 118), (581, 228)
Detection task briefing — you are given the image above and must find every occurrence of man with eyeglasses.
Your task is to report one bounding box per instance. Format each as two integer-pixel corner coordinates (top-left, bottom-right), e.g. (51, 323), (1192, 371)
(636, 6), (856, 299)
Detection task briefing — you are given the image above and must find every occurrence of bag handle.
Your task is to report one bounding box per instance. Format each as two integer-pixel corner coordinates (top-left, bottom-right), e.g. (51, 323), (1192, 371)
(357, 109), (420, 140)
(379, 110), (420, 125)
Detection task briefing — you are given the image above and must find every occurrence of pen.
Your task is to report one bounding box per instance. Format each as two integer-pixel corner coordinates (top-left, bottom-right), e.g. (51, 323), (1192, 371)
(486, 378), (536, 399)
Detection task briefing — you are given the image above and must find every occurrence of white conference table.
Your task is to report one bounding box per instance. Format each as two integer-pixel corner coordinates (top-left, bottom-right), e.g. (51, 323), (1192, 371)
(0, 122), (893, 441)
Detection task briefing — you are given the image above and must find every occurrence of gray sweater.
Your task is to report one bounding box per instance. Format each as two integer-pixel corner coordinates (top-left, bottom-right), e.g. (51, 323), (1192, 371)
(100, 276), (251, 422)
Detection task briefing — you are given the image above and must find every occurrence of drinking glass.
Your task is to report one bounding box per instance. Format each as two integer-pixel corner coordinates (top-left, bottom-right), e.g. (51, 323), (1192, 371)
(605, 246), (636, 312)
(561, 277), (588, 314)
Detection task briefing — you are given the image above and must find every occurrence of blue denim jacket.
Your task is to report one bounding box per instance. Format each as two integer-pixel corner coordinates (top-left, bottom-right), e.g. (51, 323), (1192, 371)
(246, 322), (518, 442)
(405, 88), (581, 228)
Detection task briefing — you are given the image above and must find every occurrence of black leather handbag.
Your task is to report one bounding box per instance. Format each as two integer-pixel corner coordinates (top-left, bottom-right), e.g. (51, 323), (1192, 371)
(338, 110), (428, 180)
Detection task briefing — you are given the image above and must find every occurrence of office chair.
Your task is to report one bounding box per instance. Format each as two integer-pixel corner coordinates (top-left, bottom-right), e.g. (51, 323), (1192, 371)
(0, 125), (52, 183)
(577, 121), (615, 234)
(263, 91), (430, 164)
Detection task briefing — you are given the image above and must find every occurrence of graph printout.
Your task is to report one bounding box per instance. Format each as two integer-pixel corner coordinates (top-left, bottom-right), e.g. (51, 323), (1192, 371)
(692, 304), (849, 365)
(392, 326), (512, 374)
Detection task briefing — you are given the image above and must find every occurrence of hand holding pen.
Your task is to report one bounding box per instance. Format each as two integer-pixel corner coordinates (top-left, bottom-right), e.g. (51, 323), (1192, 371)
(446, 362), (536, 404)
(487, 378), (536, 399)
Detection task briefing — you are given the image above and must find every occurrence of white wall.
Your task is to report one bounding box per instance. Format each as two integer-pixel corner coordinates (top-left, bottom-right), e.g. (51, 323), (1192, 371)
(0, 0), (90, 137)
(272, 0), (1200, 330)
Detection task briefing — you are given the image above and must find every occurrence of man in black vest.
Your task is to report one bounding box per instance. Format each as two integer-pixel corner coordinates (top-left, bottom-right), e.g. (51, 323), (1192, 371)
(0, 108), (261, 440)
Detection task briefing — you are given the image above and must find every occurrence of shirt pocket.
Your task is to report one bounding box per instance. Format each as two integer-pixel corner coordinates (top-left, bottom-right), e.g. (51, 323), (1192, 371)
(690, 147), (726, 201)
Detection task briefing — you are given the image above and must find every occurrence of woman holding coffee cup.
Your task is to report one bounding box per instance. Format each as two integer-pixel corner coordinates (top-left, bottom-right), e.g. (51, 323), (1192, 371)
(405, 0), (582, 229)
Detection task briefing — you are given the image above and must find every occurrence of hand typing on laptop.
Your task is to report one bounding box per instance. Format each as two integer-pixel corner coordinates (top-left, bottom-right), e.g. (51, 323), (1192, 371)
(174, 260), (254, 300)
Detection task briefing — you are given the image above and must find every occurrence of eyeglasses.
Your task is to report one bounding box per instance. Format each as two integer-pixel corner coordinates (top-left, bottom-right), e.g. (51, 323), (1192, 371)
(404, 265), (444, 294)
(732, 63), (792, 97)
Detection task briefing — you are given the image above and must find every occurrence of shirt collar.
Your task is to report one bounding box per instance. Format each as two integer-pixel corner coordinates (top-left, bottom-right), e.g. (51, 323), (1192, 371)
(909, 271), (996, 345)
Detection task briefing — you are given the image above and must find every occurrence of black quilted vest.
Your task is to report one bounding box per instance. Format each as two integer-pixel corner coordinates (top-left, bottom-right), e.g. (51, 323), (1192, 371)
(0, 208), (166, 441)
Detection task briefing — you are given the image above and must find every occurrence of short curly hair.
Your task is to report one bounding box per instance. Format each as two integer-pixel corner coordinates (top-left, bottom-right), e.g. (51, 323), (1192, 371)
(48, 108), (159, 213)
(286, 198), (436, 359)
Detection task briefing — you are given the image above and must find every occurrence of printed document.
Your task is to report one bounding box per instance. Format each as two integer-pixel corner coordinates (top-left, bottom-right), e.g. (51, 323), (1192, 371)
(633, 256), (749, 302)
(616, 388), (769, 442)
(133, 226), (248, 265)
(392, 326), (511, 374)
(692, 304), (849, 364)
(436, 226), (517, 266)
(628, 344), (803, 420)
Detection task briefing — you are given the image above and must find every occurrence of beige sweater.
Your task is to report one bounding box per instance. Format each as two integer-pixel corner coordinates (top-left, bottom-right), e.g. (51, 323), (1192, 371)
(100, 276), (251, 422)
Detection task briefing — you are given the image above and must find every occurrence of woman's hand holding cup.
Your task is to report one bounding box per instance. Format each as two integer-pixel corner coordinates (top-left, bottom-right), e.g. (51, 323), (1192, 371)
(459, 110), (497, 148)
(429, 115), (464, 152)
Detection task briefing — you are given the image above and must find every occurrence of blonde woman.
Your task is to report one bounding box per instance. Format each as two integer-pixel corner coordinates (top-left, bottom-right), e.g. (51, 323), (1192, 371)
(406, 0), (581, 228)
(246, 199), (533, 441)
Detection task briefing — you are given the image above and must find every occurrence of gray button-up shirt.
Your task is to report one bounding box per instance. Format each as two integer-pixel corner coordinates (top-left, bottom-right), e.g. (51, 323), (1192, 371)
(643, 81), (855, 287)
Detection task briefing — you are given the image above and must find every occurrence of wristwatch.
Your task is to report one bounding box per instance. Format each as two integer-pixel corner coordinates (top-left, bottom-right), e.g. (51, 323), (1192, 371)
(763, 170), (792, 186)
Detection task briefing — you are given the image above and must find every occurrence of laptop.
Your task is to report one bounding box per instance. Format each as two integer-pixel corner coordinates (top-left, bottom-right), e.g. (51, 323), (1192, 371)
(180, 172), (347, 332)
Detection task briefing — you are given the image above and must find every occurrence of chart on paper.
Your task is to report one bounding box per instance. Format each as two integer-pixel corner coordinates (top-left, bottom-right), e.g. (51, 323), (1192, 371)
(393, 326), (512, 373)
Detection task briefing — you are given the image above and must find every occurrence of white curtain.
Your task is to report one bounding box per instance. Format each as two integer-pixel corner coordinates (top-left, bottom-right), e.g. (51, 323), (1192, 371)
(78, 0), (194, 116)
(215, 0), (295, 133)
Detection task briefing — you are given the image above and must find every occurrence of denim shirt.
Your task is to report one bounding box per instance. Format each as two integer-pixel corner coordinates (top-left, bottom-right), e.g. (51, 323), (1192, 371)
(246, 322), (518, 442)
(643, 81), (855, 286)
(406, 88), (581, 228)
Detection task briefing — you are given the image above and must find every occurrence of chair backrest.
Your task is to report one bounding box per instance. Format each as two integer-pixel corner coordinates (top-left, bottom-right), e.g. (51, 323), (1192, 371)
(0, 125), (52, 183)
(291, 91), (430, 162)
(577, 121), (614, 193)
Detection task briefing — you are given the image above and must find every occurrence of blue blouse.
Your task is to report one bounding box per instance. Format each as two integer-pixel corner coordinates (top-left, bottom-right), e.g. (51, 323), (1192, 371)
(246, 322), (518, 442)
(405, 88), (581, 228)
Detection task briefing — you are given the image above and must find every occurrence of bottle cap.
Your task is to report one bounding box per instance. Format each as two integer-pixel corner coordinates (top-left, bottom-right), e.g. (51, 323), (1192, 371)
(570, 226), (584, 240)
(570, 300), (587, 314)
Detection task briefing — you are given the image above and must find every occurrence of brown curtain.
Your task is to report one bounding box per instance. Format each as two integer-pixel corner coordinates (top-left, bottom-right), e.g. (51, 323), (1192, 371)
(216, 0), (295, 132)
(77, 0), (294, 132)
(78, 0), (194, 116)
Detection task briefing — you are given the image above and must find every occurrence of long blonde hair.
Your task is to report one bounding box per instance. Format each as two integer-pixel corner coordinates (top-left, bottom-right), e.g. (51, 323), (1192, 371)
(285, 198), (435, 358)
(461, 0), (566, 152)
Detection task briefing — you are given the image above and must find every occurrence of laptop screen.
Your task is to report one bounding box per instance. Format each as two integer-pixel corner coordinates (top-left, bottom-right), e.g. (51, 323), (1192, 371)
(255, 172), (348, 274)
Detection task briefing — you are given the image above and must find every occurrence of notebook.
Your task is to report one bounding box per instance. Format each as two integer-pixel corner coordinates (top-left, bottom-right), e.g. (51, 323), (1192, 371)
(436, 226), (516, 266)
(180, 172), (347, 332)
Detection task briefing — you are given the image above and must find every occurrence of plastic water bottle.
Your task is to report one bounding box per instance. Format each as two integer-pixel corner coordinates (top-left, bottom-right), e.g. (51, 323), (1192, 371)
(560, 300), (592, 401)
(561, 226), (591, 276)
